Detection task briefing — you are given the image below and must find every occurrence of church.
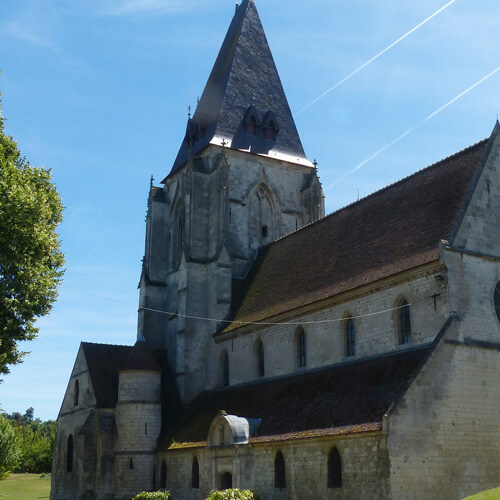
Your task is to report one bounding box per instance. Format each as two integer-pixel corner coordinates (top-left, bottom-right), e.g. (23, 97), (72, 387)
(50, 1), (500, 499)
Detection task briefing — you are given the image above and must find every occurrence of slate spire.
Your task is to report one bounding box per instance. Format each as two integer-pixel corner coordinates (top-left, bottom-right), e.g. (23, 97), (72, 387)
(166, 0), (311, 179)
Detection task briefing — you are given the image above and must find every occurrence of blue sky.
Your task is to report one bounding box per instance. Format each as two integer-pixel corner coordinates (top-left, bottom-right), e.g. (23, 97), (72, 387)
(0, 0), (499, 421)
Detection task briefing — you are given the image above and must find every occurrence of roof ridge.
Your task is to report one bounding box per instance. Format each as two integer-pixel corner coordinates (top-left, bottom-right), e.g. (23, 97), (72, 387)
(82, 341), (132, 348)
(272, 138), (488, 245)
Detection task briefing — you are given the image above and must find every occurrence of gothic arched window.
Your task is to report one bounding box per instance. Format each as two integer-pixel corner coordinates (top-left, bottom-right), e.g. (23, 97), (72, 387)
(160, 460), (167, 489)
(66, 435), (74, 473)
(74, 379), (79, 407)
(327, 448), (342, 488)
(192, 457), (200, 489)
(495, 282), (500, 322)
(297, 329), (306, 368)
(257, 339), (265, 377)
(398, 300), (411, 345)
(265, 120), (276, 140)
(247, 116), (257, 136)
(221, 350), (229, 387)
(345, 317), (355, 357)
(249, 185), (275, 252)
(274, 451), (286, 489)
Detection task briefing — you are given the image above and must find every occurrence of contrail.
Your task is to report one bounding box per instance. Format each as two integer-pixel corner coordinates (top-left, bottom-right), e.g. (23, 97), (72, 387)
(298, 0), (459, 115)
(326, 65), (500, 190)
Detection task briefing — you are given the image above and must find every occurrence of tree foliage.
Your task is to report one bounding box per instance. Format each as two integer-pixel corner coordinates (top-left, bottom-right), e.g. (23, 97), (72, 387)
(0, 407), (56, 477)
(0, 414), (20, 479)
(0, 111), (64, 376)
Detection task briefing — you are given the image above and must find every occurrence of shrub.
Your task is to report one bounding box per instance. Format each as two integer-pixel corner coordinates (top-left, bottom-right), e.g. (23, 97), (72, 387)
(131, 492), (171, 500)
(206, 489), (260, 500)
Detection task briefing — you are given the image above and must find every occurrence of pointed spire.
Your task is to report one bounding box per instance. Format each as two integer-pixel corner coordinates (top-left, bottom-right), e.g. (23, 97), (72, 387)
(166, 0), (312, 180)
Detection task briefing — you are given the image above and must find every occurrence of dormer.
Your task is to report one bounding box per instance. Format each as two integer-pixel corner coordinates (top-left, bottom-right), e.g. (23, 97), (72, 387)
(243, 106), (260, 136)
(262, 110), (278, 141)
(207, 411), (262, 448)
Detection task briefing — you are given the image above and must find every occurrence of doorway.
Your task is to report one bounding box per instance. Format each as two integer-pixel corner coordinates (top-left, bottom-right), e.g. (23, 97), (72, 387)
(220, 472), (232, 490)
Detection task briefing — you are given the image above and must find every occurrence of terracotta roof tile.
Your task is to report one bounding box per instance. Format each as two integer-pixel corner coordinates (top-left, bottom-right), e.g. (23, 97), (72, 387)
(119, 340), (161, 372)
(160, 345), (429, 448)
(81, 343), (132, 409)
(224, 140), (488, 332)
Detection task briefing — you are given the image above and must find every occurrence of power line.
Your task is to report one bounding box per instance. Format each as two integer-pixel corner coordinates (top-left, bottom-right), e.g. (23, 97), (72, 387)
(65, 284), (425, 326)
(298, 0), (459, 115)
(326, 64), (500, 190)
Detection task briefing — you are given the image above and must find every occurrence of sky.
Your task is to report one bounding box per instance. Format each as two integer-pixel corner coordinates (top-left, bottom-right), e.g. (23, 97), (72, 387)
(0, 0), (499, 421)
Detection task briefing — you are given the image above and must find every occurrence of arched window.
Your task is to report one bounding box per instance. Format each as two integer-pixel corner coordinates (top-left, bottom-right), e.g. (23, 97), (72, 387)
(297, 329), (306, 368)
(66, 435), (74, 473)
(129, 458), (134, 470)
(256, 339), (265, 377)
(177, 219), (184, 258)
(494, 282), (500, 322)
(274, 451), (286, 489)
(248, 184), (276, 252)
(327, 447), (342, 488)
(160, 460), (167, 489)
(221, 472), (232, 490)
(221, 350), (229, 387)
(247, 116), (257, 136)
(345, 317), (355, 357)
(398, 300), (411, 345)
(265, 120), (276, 140)
(192, 457), (200, 489)
(74, 379), (79, 407)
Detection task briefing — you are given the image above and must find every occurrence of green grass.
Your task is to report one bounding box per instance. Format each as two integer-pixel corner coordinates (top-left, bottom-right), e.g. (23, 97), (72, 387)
(0, 473), (51, 500)
(464, 487), (500, 499)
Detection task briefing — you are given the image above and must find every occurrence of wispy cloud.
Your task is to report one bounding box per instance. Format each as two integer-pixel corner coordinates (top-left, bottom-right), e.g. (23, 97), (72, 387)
(0, 18), (84, 69)
(1, 20), (55, 49)
(97, 0), (200, 16)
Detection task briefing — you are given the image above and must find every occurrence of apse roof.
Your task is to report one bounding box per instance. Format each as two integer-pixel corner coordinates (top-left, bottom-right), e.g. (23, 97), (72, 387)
(165, 0), (310, 180)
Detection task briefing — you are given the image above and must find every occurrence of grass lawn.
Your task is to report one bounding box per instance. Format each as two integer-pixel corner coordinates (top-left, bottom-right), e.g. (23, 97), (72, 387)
(0, 473), (51, 499)
(464, 488), (500, 499)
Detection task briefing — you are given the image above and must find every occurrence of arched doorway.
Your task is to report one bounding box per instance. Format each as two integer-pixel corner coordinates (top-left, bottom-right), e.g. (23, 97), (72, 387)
(220, 472), (232, 490)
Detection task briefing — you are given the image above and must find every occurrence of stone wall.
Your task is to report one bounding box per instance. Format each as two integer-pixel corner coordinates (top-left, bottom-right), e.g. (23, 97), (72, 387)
(51, 346), (102, 500)
(211, 266), (449, 389)
(388, 301), (500, 498)
(161, 432), (390, 500)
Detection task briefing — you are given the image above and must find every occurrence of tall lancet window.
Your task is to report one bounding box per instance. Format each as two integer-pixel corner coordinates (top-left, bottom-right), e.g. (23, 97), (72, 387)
(249, 185), (275, 251)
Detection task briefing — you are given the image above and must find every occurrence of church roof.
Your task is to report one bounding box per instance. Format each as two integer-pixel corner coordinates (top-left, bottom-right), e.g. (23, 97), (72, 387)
(166, 0), (309, 179)
(223, 137), (490, 334)
(82, 342), (132, 409)
(161, 345), (431, 447)
(119, 340), (161, 372)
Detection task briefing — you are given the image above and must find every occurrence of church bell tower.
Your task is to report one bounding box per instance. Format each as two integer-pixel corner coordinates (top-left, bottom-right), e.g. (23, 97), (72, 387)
(137, 0), (324, 402)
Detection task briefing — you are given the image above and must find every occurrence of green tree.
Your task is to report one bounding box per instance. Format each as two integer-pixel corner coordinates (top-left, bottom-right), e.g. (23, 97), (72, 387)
(0, 414), (19, 479)
(0, 109), (64, 376)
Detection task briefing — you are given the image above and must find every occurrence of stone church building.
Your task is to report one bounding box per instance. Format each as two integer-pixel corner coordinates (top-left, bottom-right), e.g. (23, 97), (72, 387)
(51, 1), (500, 499)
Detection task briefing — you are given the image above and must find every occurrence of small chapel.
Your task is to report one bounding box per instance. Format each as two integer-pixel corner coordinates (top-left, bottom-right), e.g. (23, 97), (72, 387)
(51, 1), (500, 499)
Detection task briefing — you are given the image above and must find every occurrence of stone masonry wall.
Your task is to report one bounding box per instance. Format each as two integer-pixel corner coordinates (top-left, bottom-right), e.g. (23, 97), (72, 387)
(209, 268), (449, 389)
(51, 345), (97, 500)
(388, 337), (500, 499)
(161, 432), (390, 500)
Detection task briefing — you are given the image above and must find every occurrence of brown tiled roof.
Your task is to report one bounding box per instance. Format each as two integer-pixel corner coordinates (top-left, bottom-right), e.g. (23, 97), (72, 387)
(166, 422), (382, 450)
(161, 345), (430, 448)
(224, 140), (488, 332)
(81, 342), (132, 409)
(119, 340), (161, 372)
